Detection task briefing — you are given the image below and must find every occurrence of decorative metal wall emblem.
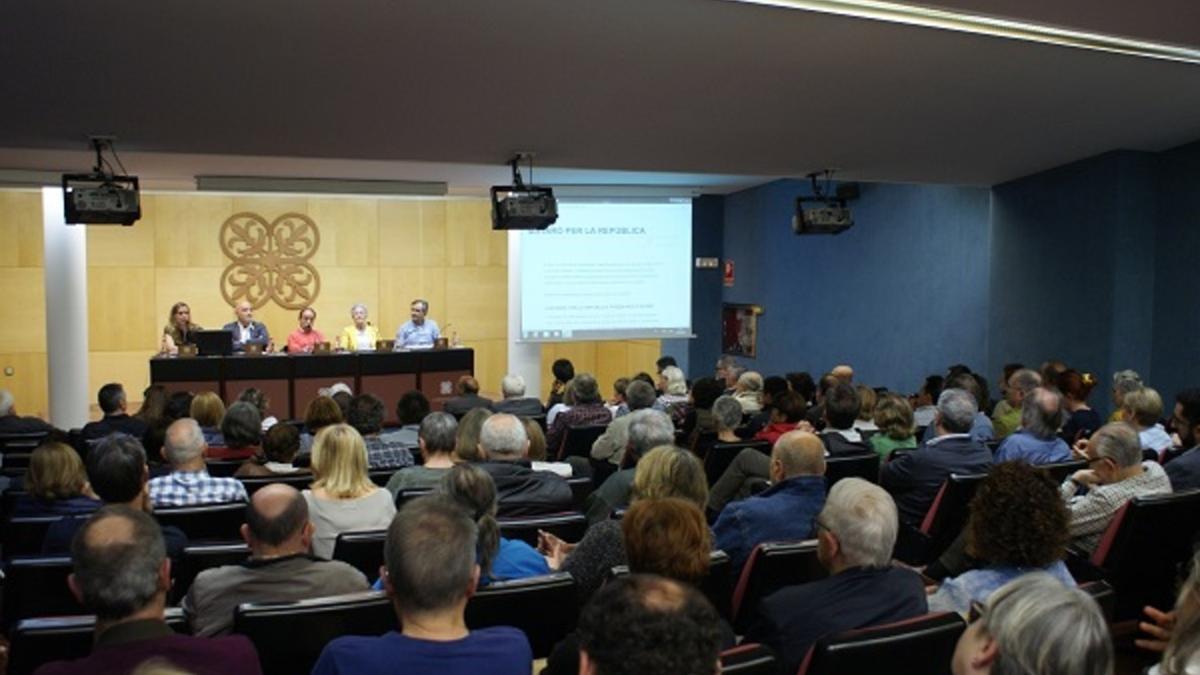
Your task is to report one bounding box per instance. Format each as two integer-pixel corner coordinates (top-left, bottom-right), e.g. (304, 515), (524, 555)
(220, 212), (321, 310)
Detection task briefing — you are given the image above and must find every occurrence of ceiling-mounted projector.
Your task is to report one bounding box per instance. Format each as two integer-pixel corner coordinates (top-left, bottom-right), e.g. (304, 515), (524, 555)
(491, 153), (558, 230)
(62, 137), (141, 226)
(793, 170), (857, 235)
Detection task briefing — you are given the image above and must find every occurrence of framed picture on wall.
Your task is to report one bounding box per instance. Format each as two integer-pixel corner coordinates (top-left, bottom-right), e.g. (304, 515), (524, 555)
(722, 303), (762, 358)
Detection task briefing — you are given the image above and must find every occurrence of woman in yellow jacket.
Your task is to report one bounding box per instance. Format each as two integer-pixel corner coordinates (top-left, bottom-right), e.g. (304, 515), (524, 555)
(339, 303), (380, 351)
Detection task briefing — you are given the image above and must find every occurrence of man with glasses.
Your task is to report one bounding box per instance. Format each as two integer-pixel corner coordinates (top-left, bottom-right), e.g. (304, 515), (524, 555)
(743, 478), (927, 675)
(1063, 422), (1171, 553)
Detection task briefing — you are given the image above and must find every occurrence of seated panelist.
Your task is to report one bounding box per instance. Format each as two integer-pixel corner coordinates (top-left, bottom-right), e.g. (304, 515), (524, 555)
(286, 306), (326, 353)
(159, 301), (202, 355)
(395, 298), (440, 349)
(222, 300), (272, 352)
(339, 303), (380, 352)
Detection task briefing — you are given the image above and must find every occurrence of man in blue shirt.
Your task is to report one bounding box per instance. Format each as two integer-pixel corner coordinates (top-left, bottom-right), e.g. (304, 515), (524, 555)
(313, 495), (531, 674)
(994, 387), (1072, 465)
(395, 298), (440, 349)
(222, 301), (271, 352)
(713, 430), (827, 575)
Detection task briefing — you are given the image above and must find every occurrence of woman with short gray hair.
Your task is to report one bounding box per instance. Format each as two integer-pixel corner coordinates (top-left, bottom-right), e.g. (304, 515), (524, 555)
(653, 366), (691, 427)
(338, 303), (380, 352)
(952, 572), (1112, 675)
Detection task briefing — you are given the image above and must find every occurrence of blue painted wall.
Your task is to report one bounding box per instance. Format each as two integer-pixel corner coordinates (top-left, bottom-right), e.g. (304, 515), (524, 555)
(719, 179), (992, 394)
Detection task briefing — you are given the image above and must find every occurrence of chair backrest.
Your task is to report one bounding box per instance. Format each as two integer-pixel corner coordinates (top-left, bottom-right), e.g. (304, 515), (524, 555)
(1079, 579), (1115, 622)
(498, 512), (587, 547)
(204, 459), (243, 477)
(394, 487), (434, 510)
(720, 643), (778, 675)
(1040, 459), (1087, 483)
(332, 530), (387, 579)
(824, 452), (880, 488)
(368, 469), (394, 487)
(557, 424), (608, 460)
(465, 571), (577, 658)
(703, 440), (771, 487)
(234, 590), (394, 675)
(10, 608), (187, 675)
(2, 452), (33, 472)
(731, 540), (825, 630)
(4, 516), (63, 558)
(1088, 489), (1200, 620)
(0, 432), (49, 454)
(154, 502), (247, 542)
(238, 473), (313, 495)
(170, 542), (251, 604)
(610, 550), (733, 620)
(916, 473), (987, 560)
(566, 476), (593, 511)
(2, 556), (79, 629)
(797, 612), (965, 675)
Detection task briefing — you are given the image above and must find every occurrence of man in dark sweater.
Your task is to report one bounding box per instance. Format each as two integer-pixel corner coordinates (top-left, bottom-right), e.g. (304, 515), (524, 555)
(35, 506), (262, 675)
(81, 383), (148, 441)
(744, 478), (927, 674)
(479, 413), (572, 516)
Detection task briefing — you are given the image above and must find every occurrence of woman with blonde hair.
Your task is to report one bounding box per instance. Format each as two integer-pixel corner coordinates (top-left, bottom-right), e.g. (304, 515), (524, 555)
(453, 407), (493, 462)
(870, 393), (918, 459)
(540, 444), (709, 601)
(853, 385), (879, 432)
(159, 301), (202, 355)
(338, 303), (380, 352)
(190, 391), (226, 446)
(303, 423), (396, 558)
(14, 442), (101, 517)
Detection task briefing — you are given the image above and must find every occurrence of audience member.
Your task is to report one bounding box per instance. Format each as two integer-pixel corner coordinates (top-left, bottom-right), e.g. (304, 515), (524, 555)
(1110, 369), (1144, 422)
(35, 506), (261, 675)
(715, 355), (744, 392)
(583, 409), (675, 523)
(149, 419), (248, 507)
(732, 371), (764, 415)
(43, 434), (188, 557)
(13, 442), (100, 517)
(951, 573), (1111, 675)
(388, 390), (429, 449)
(478, 413), (572, 516)
(679, 376), (725, 448)
(574, 575), (721, 675)
(655, 355), (678, 374)
(852, 384), (879, 432)
(546, 374), (613, 453)
(1165, 388), (1200, 490)
(491, 374), (545, 416)
(1123, 387), (1174, 455)
(744, 478), (926, 674)
(237, 387), (277, 431)
(299, 395), (344, 453)
(223, 300), (271, 352)
(0, 388), (55, 434)
(921, 373), (995, 444)
(744, 375), (791, 437)
(347, 394), (414, 469)
(788, 371), (818, 407)
(832, 364), (855, 383)
(713, 430), (826, 574)
(805, 373), (841, 430)
(869, 393), (918, 459)
(134, 385), (168, 428)
(210, 401), (261, 460)
(82, 383), (149, 441)
(993, 387), (1071, 464)
(303, 424), (396, 558)
(312, 496), (532, 674)
(606, 376), (631, 418)
(752, 390), (807, 445)
(164, 391), (195, 422)
(443, 376), (494, 417)
(880, 388), (993, 526)
(544, 445), (708, 602)
(1039, 360), (1069, 391)
(190, 391), (226, 447)
(439, 464), (549, 583)
(817, 382), (869, 454)
(912, 374), (943, 428)
(988, 363), (1024, 417)
(1057, 369), (1102, 443)
(991, 368), (1040, 440)
(525, 417), (549, 461)
(183, 484), (368, 636)
(591, 380), (657, 470)
(927, 462), (1073, 612)
(652, 365), (691, 425)
(1063, 422), (1171, 553)
(235, 423), (305, 477)
(386, 412), (458, 495)
(547, 379), (577, 427)
(546, 358), (576, 409)
(453, 407), (492, 462)
(331, 390), (353, 420)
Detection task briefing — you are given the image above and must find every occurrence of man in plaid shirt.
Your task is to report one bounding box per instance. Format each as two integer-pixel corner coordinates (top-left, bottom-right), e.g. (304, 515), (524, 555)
(149, 418), (248, 508)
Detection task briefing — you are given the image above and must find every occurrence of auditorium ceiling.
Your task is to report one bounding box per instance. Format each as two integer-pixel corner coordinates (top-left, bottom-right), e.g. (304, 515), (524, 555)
(1, 0), (1198, 192)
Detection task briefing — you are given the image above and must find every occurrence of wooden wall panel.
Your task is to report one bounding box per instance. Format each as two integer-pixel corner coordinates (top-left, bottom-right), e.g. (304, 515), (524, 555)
(154, 268), (228, 331)
(540, 339), (663, 403)
(469, 338), (508, 398)
(0, 352), (48, 419)
(89, 351), (154, 420)
(86, 218), (157, 267)
(378, 267), (447, 335)
(152, 194), (236, 268)
(0, 268), (46, 353)
(0, 191), (43, 267)
(445, 267), (507, 342)
(88, 268), (158, 351)
(308, 198), (379, 268)
(446, 200), (505, 267)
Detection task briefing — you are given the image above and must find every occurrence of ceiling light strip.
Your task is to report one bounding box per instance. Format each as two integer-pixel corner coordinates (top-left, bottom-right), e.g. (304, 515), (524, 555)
(726, 0), (1200, 65)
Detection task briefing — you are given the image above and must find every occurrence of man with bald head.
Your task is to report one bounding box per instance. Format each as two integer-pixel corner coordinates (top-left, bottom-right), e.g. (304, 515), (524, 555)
(149, 418), (248, 507)
(993, 387), (1071, 464)
(831, 364), (854, 384)
(222, 300), (271, 352)
(37, 506), (262, 674)
(713, 430), (828, 573)
(183, 483), (369, 636)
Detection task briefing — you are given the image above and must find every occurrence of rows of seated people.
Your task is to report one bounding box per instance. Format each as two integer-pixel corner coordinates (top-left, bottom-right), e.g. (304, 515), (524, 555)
(1, 353), (1200, 674)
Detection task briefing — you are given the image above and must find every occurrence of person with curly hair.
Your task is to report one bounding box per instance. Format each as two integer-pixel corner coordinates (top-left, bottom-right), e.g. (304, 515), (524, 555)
(928, 461), (1074, 614)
